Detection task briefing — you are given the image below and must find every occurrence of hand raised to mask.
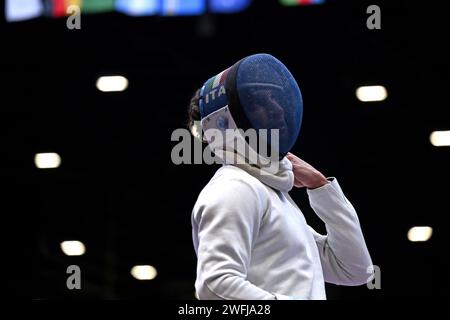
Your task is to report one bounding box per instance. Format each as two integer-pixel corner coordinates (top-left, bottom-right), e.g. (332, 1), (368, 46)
(286, 152), (329, 189)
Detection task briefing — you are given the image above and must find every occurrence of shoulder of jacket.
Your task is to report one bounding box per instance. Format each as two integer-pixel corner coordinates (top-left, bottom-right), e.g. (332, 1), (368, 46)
(211, 165), (269, 194)
(194, 166), (270, 214)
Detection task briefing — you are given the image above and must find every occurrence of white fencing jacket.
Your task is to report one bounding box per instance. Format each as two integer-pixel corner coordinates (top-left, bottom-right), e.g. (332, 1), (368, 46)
(192, 157), (373, 300)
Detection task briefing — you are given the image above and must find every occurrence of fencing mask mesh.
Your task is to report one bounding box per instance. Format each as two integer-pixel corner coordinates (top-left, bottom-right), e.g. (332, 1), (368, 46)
(199, 53), (303, 159)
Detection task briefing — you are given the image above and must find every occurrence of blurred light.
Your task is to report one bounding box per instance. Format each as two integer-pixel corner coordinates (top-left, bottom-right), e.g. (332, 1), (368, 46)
(116, 0), (160, 16)
(356, 85), (388, 102)
(66, 0), (81, 6)
(80, 0), (115, 13)
(430, 130), (450, 147)
(407, 226), (433, 242)
(46, 0), (81, 17)
(6, 0), (43, 22)
(131, 265), (158, 280)
(210, 0), (252, 13)
(280, 0), (325, 6)
(60, 241), (86, 256)
(47, 0), (66, 17)
(96, 76), (128, 92)
(7, 0), (250, 21)
(34, 152), (61, 169)
(162, 0), (205, 16)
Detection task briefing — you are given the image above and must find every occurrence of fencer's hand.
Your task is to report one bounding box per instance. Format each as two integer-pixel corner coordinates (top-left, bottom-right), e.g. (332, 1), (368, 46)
(286, 153), (329, 189)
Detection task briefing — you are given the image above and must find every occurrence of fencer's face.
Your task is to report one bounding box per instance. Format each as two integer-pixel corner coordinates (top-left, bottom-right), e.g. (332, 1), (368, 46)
(245, 88), (289, 143)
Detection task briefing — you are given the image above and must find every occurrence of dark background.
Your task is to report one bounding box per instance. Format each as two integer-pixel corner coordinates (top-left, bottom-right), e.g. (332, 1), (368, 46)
(3, 0), (449, 299)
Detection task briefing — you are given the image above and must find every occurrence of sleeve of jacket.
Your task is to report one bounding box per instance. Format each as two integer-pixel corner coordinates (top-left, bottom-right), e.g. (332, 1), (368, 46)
(306, 178), (374, 286)
(193, 178), (277, 300)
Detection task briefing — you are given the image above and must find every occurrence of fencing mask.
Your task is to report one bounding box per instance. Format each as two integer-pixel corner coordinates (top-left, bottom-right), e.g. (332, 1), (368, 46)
(199, 53), (303, 165)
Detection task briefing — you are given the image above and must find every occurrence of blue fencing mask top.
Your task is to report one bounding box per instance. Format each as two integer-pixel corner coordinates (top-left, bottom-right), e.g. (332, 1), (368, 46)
(199, 53), (303, 160)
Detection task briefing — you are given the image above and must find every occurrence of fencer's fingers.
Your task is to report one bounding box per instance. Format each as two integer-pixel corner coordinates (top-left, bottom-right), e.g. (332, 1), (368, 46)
(286, 152), (297, 160)
(292, 164), (306, 172)
(294, 176), (305, 188)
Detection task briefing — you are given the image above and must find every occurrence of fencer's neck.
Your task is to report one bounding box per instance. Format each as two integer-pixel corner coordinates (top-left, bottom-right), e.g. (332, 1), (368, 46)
(219, 150), (294, 193)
